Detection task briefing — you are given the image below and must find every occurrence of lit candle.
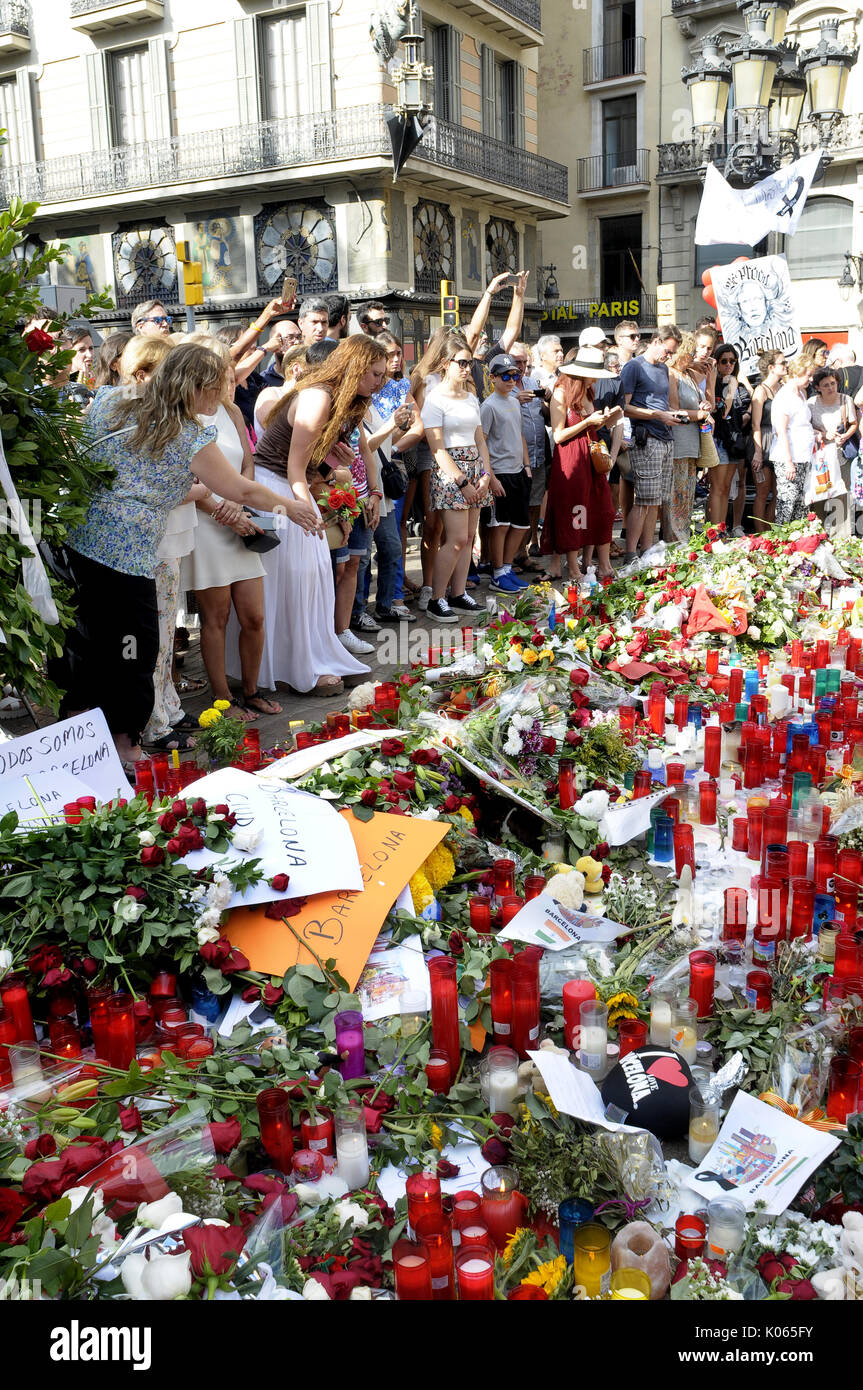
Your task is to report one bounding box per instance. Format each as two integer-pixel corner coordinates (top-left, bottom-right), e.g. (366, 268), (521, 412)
(707, 1196), (747, 1259)
(480, 1165), (525, 1251)
(572, 1222), (611, 1298)
(670, 999), (698, 1066)
(649, 984), (676, 1047)
(393, 1240), (433, 1300)
(610, 1268), (651, 1300)
(688, 1091), (720, 1164)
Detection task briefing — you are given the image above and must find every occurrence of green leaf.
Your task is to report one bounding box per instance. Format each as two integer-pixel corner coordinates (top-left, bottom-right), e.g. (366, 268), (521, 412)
(350, 804), (375, 823)
(0, 874), (32, 897)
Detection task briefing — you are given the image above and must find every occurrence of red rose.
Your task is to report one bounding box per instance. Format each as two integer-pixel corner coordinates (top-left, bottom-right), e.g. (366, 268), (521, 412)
(381, 738), (406, 755)
(601, 865), (612, 884)
(207, 1118), (242, 1155)
(444, 794), (461, 812)
(788, 1278), (817, 1300)
(118, 1104), (142, 1133)
(124, 885), (148, 902)
(79, 956), (99, 977)
(410, 748), (440, 766)
(688, 552), (698, 562)
(241, 984), (260, 1003)
(706, 528), (717, 541)
(363, 1106), (384, 1134)
(157, 812), (177, 833)
(140, 845), (165, 867)
(531, 633), (545, 648)
(436, 1158), (460, 1179)
(565, 731), (582, 747)
(596, 633), (613, 651)
(757, 1253), (787, 1284)
(178, 825), (204, 851)
(24, 1133), (57, 1160)
(0, 1189), (28, 1242)
(593, 841), (610, 860)
(25, 327), (55, 354)
(165, 838), (185, 857)
(704, 543), (713, 554)
(270, 872), (290, 892)
(392, 771), (415, 793)
(448, 930), (466, 957)
(189, 799), (207, 818)
(569, 669), (590, 688)
(541, 736), (557, 754)
(264, 896), (307, 920)
(27, 945), (62, 975)
(481, 1136), (511, 1165)
(183, 1224), (246, 1278)
(262, 983), (284, 1007)
(42, 967), (72, 989)
(199, 937), (231, 968)
(360, 789), (378, 807)
(214, 804), (237, 828)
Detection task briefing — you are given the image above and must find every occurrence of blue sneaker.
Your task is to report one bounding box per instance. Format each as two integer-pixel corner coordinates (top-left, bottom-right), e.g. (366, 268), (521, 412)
(490, 572), (522, 593)
(506, 569), (530, 589)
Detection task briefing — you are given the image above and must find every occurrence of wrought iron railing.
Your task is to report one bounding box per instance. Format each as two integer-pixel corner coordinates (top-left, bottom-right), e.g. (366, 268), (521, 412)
(491, 0), (541, 32)
(657, 112), (863, 177)
(577, 148), (649, 193)
(0, 103), (568, 206)
(70, 0), (161, 11)
(0, 0), (30, 35)
(583, 37), (646, 85)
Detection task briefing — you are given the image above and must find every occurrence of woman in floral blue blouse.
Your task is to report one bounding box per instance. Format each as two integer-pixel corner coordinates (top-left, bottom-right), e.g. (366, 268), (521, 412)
(63, 343), (320, 767)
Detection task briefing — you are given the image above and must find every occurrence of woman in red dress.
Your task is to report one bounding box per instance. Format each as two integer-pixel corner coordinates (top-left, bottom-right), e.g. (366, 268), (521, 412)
(541, 347), (622, 582)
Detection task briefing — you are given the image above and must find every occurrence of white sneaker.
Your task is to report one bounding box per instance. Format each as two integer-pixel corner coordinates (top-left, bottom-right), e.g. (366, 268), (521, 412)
(417, 585), (433, 612)
(338, 629), (374, 656)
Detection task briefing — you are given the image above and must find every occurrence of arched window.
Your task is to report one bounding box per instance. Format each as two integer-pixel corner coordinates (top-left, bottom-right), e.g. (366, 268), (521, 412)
(785, 196), (853, 280)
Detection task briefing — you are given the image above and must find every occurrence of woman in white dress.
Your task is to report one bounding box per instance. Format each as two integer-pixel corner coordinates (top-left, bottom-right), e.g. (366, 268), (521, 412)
(179, 337), (281, 720)
(230, 336), (387, 695)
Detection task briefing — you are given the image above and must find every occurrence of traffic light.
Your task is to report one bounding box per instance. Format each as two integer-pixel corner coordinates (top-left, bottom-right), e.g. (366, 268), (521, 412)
(176, 240), (204, 307)
(440, 279), (458, 327)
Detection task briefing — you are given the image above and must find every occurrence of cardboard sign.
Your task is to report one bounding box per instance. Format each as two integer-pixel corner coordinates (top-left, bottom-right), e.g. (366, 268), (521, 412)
(181, 768), (363, 907)
(0, 710), (132, 803)
(711, 254), (801, 377)
(0, 771), (100, 826)
(226, 810), (449, 990)
(500, 892), (624, 951)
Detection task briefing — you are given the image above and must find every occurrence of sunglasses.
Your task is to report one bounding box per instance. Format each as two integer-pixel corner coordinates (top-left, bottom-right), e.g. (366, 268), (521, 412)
(452, 358), (473, 367)
(369, 317), (390, 326)
(621, 332), (640, 339)
(718, 356), (736, 364)
(142, 316), (172, 327)
(496, 372), (519, 382)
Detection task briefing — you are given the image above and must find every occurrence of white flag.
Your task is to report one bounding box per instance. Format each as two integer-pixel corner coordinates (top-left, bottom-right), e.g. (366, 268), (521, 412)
(695, 150), (823, 246)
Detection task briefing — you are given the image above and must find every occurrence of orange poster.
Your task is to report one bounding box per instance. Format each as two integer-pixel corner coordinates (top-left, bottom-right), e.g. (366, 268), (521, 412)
(226, 809), (449, 991)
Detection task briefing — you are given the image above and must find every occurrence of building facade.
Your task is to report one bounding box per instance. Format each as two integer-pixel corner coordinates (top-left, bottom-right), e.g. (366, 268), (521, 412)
(657, 0), (863, 351)
(537, 0), (660, 346)
(0, 0), (568, 361)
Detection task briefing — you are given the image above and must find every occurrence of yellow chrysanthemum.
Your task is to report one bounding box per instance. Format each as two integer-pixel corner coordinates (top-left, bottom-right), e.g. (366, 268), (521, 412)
(409, 869), (434, 914)
(574, 637), (588, 652)
(212, 699), (231, 711)
(430, 1122), (444, 1151)
(197, 708), (222, 728)
(523, 1255), (568, 1297)
(423, 843), (456, 893)
(457, 806), (475, 826)
(502, 1227), (532, 1267)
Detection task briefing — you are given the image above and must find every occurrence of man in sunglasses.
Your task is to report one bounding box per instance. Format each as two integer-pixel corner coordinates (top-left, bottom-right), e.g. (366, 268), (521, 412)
(131, 300), (173, 336)
(481, 353), (532, 593)
(357, 302), (390, 336)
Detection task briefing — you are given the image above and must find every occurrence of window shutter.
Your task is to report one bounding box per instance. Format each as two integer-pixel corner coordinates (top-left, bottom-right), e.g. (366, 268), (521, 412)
(307, 0), (332, 113)
(480, 44), (496, 137)
(84, 52), (110, 151)
(512, 62), (525, 147)
(448, 27), (462, 126)
(234, 17), (259, 126)
(15, 69), (36, 163)
(148, 37), (171, 142)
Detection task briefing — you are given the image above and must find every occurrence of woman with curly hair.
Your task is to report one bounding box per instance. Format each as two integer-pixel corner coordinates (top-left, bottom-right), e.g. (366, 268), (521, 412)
(240, 334), (387, 695)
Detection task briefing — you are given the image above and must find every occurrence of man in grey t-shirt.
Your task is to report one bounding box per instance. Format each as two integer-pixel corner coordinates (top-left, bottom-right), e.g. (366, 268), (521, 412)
(480, 353), (532, 594)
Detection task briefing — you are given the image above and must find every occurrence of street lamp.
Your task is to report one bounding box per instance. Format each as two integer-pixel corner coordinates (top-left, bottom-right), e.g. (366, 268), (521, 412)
(769, 42), (807, 144)
(538, 265), (560, 304)
(799, 19), (858, 125)
(681, 36), (732, 148)
(838, 253), (863, 302)
(737, 0), (796, 45)
(387, 0), (434, 181)
(723, 9), (782, 179)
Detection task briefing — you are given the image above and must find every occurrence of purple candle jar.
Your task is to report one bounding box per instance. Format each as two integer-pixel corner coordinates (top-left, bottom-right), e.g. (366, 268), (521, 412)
(334, 1009), (366, 1080)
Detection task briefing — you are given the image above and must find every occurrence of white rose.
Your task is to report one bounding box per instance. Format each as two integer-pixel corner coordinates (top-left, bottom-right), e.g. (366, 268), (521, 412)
(208, 813), (226, 823)
(293, 1182), (324, 1207)
(197, 924), (221, 946)
(547, 870), (585, 912)
(120, 1252), (149, 1300)
(303, 1277), (332, 1300)
(231, 826), (262, 853)
(137, 1192), (183, 1230)
(334, 1200), (369, 1230)
(349, 1286), (373, 1300)
(137, 831), (155, 846)
(65, 1185), (105, 1217)
(748, 625), (761, 641)
(140, 1250), (192, 1301)
(574, 790), (609, 821)
(113, 895), (144, 924)
(347, 682), (376, 710)
(0, 947), (12, 972)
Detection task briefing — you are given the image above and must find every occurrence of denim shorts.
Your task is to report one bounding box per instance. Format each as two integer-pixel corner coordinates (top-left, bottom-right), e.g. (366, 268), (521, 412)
(348, 515), (370, 556)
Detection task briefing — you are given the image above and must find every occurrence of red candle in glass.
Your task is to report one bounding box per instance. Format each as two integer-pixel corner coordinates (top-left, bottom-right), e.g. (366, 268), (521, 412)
(524, 874), (546, 902)
(0, 976), (35, 1042)
(728, 667), (744, 704)
(689, 950), (716, 1017)
(500, 896), (524, 926)
(558, 760), (576, 809)
(562, 979), (597, 1049)
(511, 959), (540, 1060)
(787, 839), (808, 879)
(76, 796), (96, 813)
(469, 896), (492, 932)
(48, 1020), (82, 1060)
(106, 993), (136, 1070)
(706, 649), (720, 676)
(428, 957), (460, 1074)
(413, 1213), (455, 1300)
(814, 837), (838, 893)
(674, 692), (689, 732)
(87, 984), (112, 1058)
(789, 879), (815, 940)
(134, 761), (154, 793)
(731, 816), (749, 853)
(393, 1239), (433, 1300)
(406, 1173), (443, 1233)
(827, 1056), (861, 1124)
(149, 970), (178, 999)
(489, 958), (513, 1044)
(746, 969), (772, 1011)
(837, 849), (863, 890)
(648, 683), (667, 735)
(743, 743), (764, 790)
(458, 1223), (493, 1251)
(704, 726), (722, 778)
(183, 1036), (214, 1062)
(762, 805), (788, 850)
(617, 1017), (647, 1058)
(666, 761), (685, 787)
(301, 1108), (334, 1155)
(425, 1050), (452, 1095)
(815, 639), (830, 668)
(663, 796), (681, 825)
(675, 1214), (707, 1261)
(256, 1087), (294, 1173)
(452, 1191), (483, 1230)
(292, 1149), (324, 1182)
(619, 706), (637, 741)
(0, 1007), (15, 1085)
(480, 1168), (525, 1251)
(723, 886), (748, 942)
(456, 1247), (495, 1301)
(790, 639), (803, 667)
(849, 1027), (863, 1063)
(174, 1023), (205, 1056)
(151, 755), (169, 792)
(834, 935), (863, 982)
(493, 859), (516, 899)
(63, 802), (83, 825)
(699, 780), (717, 826)
(633, 770), (652, 799)
(747, 806), (766, 862)
(673, 823), (695, 878)
(798, 673), (814, 703)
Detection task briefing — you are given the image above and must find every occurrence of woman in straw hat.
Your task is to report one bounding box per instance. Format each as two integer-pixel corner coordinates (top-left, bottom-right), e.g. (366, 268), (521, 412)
(540, 345), (622, 582)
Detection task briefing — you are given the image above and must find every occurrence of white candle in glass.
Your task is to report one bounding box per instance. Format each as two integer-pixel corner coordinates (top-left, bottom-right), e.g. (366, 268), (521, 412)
(336, 1131), (370, 1190)
(671, 1024), (698, 1066)
(579, 1025), (606, 1070)
(689, 1115), (719, 1163)
(649, 999), (672, 1047)
(488, 1065), (519, 1117)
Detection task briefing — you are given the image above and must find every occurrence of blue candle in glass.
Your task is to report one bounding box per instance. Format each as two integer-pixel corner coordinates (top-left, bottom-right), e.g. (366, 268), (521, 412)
(653, 813), (674, 864)
(334, 1010), (366, 1080)
(558, 1197), (595, 1264)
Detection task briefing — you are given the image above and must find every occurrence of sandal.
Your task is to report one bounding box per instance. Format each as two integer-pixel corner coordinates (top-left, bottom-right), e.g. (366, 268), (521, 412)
(171, 713), (199, 732)
(238, 689), (283, 716)
(143, 730), (197, 752)
(609, 540), (624, 557)
(175, 676), (207, 695)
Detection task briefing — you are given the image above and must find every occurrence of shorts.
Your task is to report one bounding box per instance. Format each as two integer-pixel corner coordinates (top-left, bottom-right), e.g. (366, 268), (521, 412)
(630, 435), (674, 508)
(331, 512), (370, 565)
(414, 440), (434, 475)
(528, 460), (548, 507)
(489, 470), (531, 529)
(430, 445), (483, 511)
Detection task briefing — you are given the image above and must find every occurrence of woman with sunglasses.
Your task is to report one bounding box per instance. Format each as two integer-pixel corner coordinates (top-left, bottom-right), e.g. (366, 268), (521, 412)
(710, 343), (751, 531)
(420, 336), (497, 623)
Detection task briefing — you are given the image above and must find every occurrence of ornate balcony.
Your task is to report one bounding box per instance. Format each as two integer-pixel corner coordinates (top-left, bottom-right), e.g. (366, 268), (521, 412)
(577, 148), (650, 194)
(444, 0), (541, 47)
(0, 0), (31, 54)
(70, 0), (164, 34)
(0, 104), (568, 209)
(583, 37), (647, 86)
(657, 112), (863, 180)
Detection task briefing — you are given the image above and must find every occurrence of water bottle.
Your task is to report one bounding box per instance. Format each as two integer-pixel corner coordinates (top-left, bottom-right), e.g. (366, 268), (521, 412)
(580, 566), (598, 597)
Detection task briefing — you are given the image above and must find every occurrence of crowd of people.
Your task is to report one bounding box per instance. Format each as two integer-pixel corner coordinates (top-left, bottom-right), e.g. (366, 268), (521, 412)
(31, 276), (863, 769)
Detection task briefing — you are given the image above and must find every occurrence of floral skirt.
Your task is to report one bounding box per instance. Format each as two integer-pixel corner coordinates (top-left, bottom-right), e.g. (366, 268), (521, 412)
(431, 445), (483, 512)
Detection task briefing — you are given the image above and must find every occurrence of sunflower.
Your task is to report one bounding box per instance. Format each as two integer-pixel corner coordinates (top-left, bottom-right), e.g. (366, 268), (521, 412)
(605, 990), (641, 1027)
(430, 1122), (444, 1151)
(522, 1255), (568, 1297)
(502, 1227), (532, 1268)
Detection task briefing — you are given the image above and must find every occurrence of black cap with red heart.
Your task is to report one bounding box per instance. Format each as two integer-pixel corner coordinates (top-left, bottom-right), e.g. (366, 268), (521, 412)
(601, 1046), (695, 1140)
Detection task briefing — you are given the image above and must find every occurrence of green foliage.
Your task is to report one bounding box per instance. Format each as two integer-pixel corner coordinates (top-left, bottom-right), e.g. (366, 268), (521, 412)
(814, 1111), (863, 1208)
(0, 198), (115, 707)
